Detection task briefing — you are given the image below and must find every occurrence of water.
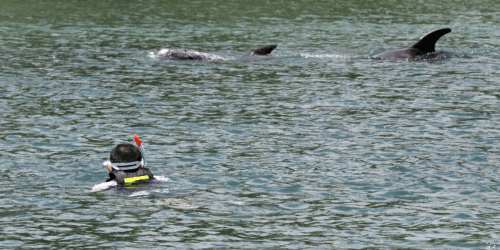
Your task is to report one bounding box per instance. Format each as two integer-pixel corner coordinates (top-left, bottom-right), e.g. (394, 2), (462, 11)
(1, 0), (500, 248)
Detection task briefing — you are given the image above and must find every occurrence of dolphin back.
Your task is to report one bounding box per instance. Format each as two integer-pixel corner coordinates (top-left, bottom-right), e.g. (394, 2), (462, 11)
(251, 45), (278, 55)
(410, 28), (451, 54)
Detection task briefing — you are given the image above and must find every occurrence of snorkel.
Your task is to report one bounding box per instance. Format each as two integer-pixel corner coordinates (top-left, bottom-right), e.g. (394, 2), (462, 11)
(134, 134), (147, 168)
(103, 134), (148, 171)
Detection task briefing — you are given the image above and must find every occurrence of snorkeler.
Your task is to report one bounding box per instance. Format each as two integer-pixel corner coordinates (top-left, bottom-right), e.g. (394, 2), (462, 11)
(102, 134), (154, 185)
(91, 134), (171, 193)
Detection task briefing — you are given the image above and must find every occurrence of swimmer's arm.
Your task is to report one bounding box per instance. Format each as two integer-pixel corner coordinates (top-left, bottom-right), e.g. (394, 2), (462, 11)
(90, 180), (118, 193)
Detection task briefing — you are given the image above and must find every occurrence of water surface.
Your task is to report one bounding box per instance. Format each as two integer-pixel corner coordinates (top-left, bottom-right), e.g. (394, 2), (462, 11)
(1, 0), (500, 248)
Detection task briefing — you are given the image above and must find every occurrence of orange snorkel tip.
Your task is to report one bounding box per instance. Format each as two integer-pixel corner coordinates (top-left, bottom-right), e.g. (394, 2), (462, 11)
(134, 134), (142, 147)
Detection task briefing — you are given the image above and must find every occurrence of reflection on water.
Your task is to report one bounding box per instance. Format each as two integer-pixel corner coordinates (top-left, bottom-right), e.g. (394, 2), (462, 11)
(1, 0), (500, 248)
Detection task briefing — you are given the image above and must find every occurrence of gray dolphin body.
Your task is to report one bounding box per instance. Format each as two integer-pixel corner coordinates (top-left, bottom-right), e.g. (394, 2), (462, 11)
(152, 45), (278, 61)
(372, 28), (463, 61)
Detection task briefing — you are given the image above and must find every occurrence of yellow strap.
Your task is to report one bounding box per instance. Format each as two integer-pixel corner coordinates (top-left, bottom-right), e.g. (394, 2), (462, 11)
(124, 175), (149, 184)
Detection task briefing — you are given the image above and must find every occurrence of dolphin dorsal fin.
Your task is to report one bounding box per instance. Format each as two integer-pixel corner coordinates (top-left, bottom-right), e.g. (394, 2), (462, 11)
(410, 28), (451, 54)
(251, 45), (278, 55)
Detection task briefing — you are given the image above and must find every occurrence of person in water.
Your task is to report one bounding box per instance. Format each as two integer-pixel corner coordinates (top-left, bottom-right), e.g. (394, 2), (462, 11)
(103, 135), (154, 185)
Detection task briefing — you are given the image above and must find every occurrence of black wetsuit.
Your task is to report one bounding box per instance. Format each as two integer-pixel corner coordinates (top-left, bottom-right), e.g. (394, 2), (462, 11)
(106, 167), (154, 185)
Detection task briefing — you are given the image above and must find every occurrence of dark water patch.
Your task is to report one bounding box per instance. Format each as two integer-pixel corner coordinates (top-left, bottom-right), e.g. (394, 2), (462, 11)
(2, 0), (500, 248)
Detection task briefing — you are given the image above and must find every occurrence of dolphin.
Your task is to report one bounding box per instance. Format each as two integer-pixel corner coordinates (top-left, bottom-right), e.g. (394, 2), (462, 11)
(151, 45), (278, 61)
(371, 28), (464, 61)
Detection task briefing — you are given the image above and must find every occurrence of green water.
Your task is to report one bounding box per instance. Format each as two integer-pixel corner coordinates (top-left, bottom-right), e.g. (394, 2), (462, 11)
(1, 0), (500, 248)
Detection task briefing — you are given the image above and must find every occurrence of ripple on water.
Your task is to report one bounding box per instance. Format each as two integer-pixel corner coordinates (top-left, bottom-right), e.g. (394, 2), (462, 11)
(2, 0), (500, 249)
